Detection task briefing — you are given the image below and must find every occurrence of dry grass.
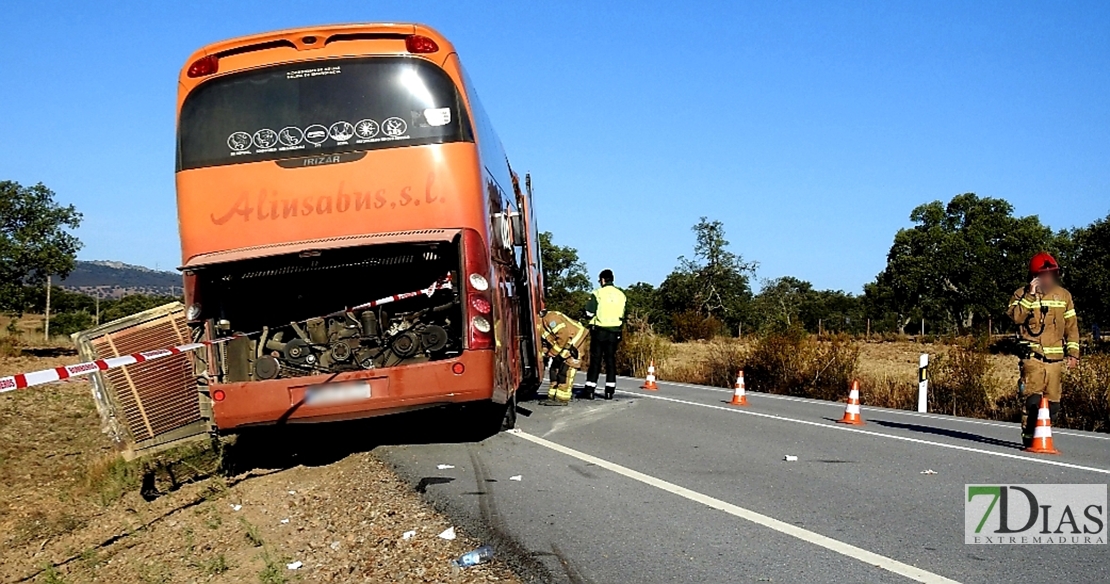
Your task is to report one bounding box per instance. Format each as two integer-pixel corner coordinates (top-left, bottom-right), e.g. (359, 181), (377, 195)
(745, 331), (859, 401)
(659, 334), (1109, 431)
(646, 332), (859, 399)
(0, 313), (80, 347)
(1, 347), (525, 583)
(928, 338), (999, 417)
(1060, 354), (1110, 432)
(615, 325), (674, 378)
(859, 374), (919, 410)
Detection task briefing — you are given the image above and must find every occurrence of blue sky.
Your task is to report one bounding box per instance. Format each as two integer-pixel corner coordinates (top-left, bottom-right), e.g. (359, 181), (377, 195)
(1, 1), (1107, 293)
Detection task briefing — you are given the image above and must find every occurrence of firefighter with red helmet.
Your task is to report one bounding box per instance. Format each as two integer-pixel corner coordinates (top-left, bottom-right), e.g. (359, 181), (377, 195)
(1007, 252), (1080, 448)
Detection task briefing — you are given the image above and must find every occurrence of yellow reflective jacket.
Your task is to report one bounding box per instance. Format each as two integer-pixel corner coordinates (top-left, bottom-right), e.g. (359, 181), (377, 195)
(585, 285), (627, 330)
(538, 311), (589, 367)
(1007, 285), (1080, 360)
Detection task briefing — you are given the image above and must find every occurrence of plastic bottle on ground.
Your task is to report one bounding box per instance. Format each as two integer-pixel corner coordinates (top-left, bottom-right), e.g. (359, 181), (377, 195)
(451, 545), (494, 568)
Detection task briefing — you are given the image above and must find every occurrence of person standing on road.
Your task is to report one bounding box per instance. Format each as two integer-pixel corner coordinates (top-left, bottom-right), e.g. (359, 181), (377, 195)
(537, 310), (589, 405)
(1007, 252), (1080, 448)
(583, 269), (627, 400)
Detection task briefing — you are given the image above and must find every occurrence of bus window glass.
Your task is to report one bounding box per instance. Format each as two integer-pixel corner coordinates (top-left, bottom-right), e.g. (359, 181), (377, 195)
(458, 65), (511, 196)
(178, 57), (473, 170)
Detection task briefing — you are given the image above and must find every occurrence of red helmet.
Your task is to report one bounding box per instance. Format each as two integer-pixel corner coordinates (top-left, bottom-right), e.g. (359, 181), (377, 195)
(1029, 252), (1060, 274)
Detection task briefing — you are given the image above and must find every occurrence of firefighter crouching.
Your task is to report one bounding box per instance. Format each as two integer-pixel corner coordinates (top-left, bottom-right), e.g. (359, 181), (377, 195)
(538, 310), (589, 405)
(1007, 252), (1080, 448)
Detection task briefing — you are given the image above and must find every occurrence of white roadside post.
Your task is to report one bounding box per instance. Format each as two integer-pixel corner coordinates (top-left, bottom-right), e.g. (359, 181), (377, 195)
(917, 353), (929, 413)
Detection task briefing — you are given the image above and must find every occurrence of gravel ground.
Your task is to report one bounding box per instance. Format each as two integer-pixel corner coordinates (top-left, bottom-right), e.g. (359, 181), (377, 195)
(0, 348), (524, 584)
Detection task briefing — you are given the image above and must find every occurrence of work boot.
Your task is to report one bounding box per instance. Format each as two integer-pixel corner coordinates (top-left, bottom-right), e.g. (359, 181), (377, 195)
(581, 386), (595, 400)
(604, 387), (615, 400)
(541, 398), (569, 407)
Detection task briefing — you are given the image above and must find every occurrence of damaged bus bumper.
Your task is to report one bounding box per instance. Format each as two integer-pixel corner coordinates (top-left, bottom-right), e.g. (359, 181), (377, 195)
(211, 350), (495, 429)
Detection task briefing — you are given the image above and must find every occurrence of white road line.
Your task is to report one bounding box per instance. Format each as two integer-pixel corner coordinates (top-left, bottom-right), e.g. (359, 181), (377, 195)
(617, 375), (1110, 442)
(616, 389), (1110, 475)
(509, 430), (961, 584)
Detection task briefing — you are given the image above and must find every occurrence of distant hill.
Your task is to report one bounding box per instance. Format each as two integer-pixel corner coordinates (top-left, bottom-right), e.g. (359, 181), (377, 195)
(59, 261), (181, 298)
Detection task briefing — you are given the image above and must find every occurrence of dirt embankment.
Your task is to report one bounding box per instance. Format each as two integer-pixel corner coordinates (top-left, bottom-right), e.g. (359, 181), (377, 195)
(0, 350), (522, 583)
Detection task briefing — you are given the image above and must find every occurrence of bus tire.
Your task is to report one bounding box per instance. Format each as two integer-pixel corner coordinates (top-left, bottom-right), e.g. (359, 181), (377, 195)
(474, 393), (516, 438)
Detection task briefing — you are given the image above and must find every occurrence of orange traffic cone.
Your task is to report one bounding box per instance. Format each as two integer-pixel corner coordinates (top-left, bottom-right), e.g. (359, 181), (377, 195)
(1024, 396), (1059, 454)
(641, 360), (659, 391)
(837, 380), (864, 425)
(729, 369), (749, 406)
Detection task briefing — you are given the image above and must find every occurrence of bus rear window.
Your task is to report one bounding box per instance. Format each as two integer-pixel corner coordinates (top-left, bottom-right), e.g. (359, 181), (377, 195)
(177, 57), (472, 170)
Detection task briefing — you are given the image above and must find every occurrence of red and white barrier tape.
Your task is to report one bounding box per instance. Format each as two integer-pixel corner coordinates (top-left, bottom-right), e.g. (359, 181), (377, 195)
(0, 276), (452, 394)
(0, 337), (237, 394)
(329, 275), (453, 316)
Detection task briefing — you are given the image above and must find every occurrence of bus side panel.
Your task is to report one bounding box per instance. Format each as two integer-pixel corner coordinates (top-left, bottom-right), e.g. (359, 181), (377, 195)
(176, 144), (485, 264)
(483, 173), (520, 405)
(449, 53), (527, 403)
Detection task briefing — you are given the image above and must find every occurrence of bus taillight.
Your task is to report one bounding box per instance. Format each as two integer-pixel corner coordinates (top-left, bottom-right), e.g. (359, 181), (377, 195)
(405, 35), (439, 54)
(470, 296), (492, 315)
(187, 55), (219, 78)
(462, 229), (494, 350)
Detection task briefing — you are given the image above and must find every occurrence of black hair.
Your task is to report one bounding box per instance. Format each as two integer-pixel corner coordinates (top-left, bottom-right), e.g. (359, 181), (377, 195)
(599, 269), (614, 283)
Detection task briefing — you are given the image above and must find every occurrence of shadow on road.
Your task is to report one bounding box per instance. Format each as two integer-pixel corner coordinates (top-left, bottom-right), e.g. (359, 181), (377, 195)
(223, 403), (500, 475)
(870, 418), (1023, 450)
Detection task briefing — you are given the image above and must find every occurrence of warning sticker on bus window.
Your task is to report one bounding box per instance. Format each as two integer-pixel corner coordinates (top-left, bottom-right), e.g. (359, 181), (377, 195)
(179, 57), (472, 170)
(423, 107), (452, 127)
(285, 65), (342, 80)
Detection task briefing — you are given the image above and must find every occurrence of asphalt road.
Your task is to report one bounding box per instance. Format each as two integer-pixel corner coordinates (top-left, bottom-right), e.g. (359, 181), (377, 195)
(375, 376), (1110, 584)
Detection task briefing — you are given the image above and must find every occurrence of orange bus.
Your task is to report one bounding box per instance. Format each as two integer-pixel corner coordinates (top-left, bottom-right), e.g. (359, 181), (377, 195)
(175, 23), (543, 434)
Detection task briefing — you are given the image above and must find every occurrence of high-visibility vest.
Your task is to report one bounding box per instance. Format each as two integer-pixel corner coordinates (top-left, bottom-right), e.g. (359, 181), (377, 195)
(589, 286), (627, 328)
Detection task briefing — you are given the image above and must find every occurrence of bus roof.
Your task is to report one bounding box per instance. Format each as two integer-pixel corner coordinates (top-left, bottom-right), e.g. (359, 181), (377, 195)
(178, 23), (457, 95)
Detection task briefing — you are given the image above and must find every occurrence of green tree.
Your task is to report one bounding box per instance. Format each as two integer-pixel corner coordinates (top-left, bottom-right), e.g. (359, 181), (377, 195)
(623, 281), (666, 329)
(49, 311), (95, 336)
(1065, 213), (1110, 328)
(0, 181), (83, 312)
(99, 294), (178, 323)
(752, 276), (812, 330)
(865, 193), (1054, 333)
(659, 217), (756, 335)
(23, 285), (96, 314)
(539, 231), (591, 317)
(752, 277), (865, 333)
(801, 289), (865, 334)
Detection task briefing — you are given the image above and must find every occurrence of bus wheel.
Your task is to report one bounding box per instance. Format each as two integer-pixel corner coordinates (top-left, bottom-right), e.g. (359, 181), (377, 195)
(501, 392), (518, 431)
(474, 393), (516, 438)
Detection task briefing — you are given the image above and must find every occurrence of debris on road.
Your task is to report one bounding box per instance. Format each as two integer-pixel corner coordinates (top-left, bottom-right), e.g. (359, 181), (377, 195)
(783, 455), (799, 462)
(288, 490), (296, 495)
(438, 526), (457, 540)
(509, 475), (523, 481)
(230, 503), (242, 511)
(451, 544), (495, 568)
(286, 560), (303, 570)
(280, 518), (290, 524)
(437, 464), (455, 470)
(920, 469), (937, 475)
(403, 530), (417, 540)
